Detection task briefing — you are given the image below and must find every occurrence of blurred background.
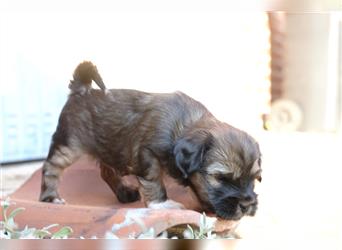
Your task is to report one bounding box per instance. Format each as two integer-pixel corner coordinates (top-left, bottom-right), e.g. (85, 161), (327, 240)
(0, 11), (341, 162)
(1, 10), (341, 240)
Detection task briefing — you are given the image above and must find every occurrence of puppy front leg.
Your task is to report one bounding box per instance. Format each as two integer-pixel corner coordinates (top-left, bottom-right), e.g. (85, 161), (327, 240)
(137, 148), (184, 209)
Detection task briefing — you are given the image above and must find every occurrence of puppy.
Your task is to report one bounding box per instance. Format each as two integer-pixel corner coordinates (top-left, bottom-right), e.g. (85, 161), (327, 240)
(40, 61), (262, 220)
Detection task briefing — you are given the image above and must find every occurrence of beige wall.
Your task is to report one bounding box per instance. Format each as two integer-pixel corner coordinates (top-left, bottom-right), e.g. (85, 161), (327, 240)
(1, 12), (271, 133)
(283, 13), (338, 132)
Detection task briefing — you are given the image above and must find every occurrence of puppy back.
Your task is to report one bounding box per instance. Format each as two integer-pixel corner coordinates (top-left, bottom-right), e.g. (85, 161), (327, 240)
(69, 61), (107, 93)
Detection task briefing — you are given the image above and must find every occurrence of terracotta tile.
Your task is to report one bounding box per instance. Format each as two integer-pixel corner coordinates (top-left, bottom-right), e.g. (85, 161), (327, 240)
(4, 157), (238, 238)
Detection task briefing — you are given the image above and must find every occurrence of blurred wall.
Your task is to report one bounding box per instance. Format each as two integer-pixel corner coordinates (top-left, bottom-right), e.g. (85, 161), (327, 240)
(0, 11), (271, 162)
(283, 13), (338, 132)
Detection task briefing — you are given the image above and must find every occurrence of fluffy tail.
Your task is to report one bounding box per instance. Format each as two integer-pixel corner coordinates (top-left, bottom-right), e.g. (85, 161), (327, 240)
(69, 61), (107, 93)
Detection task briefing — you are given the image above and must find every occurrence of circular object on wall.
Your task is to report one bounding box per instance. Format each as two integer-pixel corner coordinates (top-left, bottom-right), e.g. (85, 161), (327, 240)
(268, 99), (303, 131)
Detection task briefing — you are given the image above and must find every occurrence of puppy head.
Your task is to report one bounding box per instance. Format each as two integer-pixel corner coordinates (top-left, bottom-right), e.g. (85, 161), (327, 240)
(174, 123), (262, 220)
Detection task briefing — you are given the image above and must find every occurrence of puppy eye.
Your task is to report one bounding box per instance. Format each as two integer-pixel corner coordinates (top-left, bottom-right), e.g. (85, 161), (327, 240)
(217, 175), (230, 182)
(220, 178), (240, 191)
(216, 175), (238, 188)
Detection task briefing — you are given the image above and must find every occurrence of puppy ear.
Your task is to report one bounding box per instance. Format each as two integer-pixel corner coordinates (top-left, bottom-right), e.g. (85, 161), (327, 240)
(173, 131), (211, 179)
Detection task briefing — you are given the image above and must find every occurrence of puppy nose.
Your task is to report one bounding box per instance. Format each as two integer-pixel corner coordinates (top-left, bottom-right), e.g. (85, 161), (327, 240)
(239, 195), (255, 208)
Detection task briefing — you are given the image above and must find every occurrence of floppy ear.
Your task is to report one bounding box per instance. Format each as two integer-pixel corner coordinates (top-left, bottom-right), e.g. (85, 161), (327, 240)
(173, 132), (211, 179)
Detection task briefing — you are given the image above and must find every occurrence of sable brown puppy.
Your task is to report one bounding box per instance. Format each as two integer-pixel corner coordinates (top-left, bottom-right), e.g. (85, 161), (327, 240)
(39, 61), (262, 220)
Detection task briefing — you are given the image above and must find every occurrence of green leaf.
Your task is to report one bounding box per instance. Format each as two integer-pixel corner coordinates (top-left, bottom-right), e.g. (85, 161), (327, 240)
(34, 229), (51, 239)
(20, 226), (35, 236)
(19, 227), (37, 239)
(11, 230), (25, 239)
(7, 207), (25, 221)
(5, 217), (18, 232)
(186, 225), (195, 239)
(51, 226), (73, 239)
(1, 205), (8, 222)
(42, 224), (59, 231)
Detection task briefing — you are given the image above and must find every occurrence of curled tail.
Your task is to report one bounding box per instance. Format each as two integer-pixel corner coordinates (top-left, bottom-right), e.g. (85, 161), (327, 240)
(69, 61), (107, 93)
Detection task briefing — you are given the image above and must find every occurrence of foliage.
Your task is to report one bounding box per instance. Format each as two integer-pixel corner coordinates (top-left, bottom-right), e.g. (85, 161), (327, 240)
(106, 212), (218, 239)
(0, 198), (73, 239)
(1, 197), (219, 239)
(182, 213), (217, 239)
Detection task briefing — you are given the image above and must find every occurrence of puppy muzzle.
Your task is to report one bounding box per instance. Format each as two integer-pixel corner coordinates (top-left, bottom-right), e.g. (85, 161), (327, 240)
(210, 195), (258, 220)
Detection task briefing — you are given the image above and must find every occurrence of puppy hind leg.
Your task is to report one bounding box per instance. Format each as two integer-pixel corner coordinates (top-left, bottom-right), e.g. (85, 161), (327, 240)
(39, 146), (80, 203)
(100, 163), (140, 203)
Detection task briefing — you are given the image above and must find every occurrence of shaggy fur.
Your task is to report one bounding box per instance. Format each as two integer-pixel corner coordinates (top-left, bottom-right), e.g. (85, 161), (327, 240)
(39, 61), (262, 220)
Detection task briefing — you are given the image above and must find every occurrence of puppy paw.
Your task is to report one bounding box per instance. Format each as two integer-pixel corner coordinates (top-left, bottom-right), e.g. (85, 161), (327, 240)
(39, 191), (65, 204)
(40, 196), (65, 204)
(52, 198), (66, 204)
(148, 199), (185, 210)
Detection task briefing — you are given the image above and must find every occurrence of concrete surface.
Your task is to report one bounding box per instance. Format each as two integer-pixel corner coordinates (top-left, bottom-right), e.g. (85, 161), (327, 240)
(1, 161), (42, 198)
